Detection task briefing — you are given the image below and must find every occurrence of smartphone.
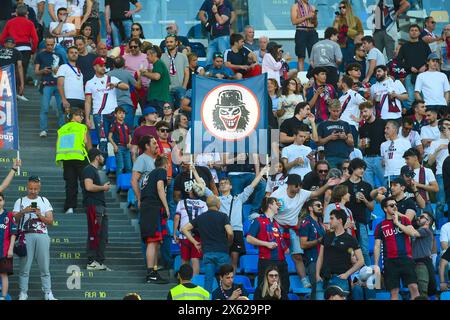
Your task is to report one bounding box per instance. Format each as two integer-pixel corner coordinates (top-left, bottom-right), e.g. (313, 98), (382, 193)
(236, 284), (243, 290)
(31, 202), (37, 209)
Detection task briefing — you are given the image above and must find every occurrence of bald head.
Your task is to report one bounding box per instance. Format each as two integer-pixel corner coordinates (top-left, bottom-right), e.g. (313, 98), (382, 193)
(206, 196), (221, 210)
(97, 42), (108, 58)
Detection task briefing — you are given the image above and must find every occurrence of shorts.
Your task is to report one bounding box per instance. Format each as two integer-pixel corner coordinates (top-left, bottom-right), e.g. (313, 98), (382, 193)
(142, 207), (168, 244)
(229, 231), (246, 255)
(384, 257), (417, 291)
(294, 29), (318, 59)
(279, 226), (303, 255)
(180, 236), (203, 260)
(0, 258), (13, 275)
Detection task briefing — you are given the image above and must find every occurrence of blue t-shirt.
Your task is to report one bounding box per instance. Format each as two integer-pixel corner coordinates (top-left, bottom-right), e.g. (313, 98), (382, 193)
(298, 215), (325, 264)
(204, 65), (235, 79)
(317, 120), (351, 158)
(35, 51), (64, 83)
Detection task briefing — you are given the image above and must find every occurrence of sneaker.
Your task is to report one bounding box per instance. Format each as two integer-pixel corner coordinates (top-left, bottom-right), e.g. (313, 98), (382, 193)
(98, 263), (112, 271)
(301, 277), (312, 288)
(17, 95), (29, 101)
(44, 292), (57, 300)
(146, 271), (169, 284)
(87, 261), (103, 270)
(65, 208), (74, 214)
(18, 292), (28, 300)
(39, 131), (47, 138)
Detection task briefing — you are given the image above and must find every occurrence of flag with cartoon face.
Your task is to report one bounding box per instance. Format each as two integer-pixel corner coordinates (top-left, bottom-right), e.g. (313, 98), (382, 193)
(190, 74), (268, 155)
(0, 64), (19, 150)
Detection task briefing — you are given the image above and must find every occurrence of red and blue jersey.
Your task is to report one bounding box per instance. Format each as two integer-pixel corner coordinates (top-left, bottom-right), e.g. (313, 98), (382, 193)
(0, 210), (17, 258)
(299, 215), (325, 264)
(109, 121), (130, 147)
(375, 217), (413, 259)
(247, 214), (287, 261)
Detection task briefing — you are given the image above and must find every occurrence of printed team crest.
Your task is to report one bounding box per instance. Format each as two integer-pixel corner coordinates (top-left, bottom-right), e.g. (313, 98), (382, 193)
(201, 84), (260, 141)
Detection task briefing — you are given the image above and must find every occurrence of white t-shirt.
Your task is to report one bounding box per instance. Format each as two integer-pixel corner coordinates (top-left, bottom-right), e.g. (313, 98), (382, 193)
(420, 125), (440, 157)
(265, 173), (287, 193)
(175, 199), (208, 239)
(440, 222), (450, 245)
(49, 0), (85, 17)
(85, 75), (121, 114)
(49, 22), (76, 47)
(366, 47), (386, 74)
(339, 89), (366, 128)
(399, 128), (421, 148)
(370, 78), (405, 120)
(380, 138), (411, 176)
(13, 196), (53, 235)
(271, 186), (312, 226)
(281, 144), (312, 179)
(415, 71), (450, 106)
(413, 167), (436, 200)
(428, 138), (449, 175)
(56, 63), (85, 100)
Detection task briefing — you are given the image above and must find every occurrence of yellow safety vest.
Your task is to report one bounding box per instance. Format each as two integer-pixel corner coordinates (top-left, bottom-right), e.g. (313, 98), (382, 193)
(55, 121), (88, 166)
(170, 284), (210, 300)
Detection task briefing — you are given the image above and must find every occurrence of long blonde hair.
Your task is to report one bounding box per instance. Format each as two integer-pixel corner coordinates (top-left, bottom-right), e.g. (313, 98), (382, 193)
(340, 0), (357, 28)
(261, 265), (281, 298)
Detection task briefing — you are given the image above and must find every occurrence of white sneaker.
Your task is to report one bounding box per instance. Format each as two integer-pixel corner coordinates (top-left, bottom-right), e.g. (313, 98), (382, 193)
(17, 95), (29, 101)
(301, 277), (312, 288)
(87, 261), (110, 271)
(65, 208), (74, 214)
(39, 131), (47, 138)
(18, 292), (28, 300)
(44, 292), (57, 300)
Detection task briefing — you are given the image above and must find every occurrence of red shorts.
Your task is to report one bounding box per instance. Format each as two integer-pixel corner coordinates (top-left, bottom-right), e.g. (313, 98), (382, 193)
(180, 236), (202, 260)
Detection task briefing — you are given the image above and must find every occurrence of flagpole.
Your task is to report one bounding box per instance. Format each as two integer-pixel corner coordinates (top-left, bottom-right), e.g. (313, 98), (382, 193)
(16, 150), (20, 176)
(189, 154), (193, 180)
(265, 154), (269, 179)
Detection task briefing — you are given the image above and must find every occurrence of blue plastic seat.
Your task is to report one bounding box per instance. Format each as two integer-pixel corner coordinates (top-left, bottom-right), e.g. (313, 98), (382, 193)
(240, 255), (259, 274)
(117, 173), (132, 192)
(372, 218), (383, 234)
(368, 235), (375, 254)
(243, 220), (252, 235)
(243, 205), (252, 221)
(244, 240), (258, 255)
(174, 255), (181, 273)
(167, 219), (174, 236)
(436, 235), (441, 254)
(285, 254), (297, 274)
(375, 291), (403, 300)
(441, 291), (450, 300)
(372, 204), (384, 219)
(233, 275), (255, 293)
(105, 156), (116, 173)
(248, 293), (254, 300)
(90, 129), (99, 145)
(288, 293), (300, 300)
(289, 275), (312, 294)
(192, 274), (218, 291)
(438, 217), (449, 229)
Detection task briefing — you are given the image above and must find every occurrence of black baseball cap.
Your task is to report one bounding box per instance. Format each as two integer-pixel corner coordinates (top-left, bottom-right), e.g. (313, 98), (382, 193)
(324, 285), (349, 300)
(4, 37), (15, 44)
(286, 174), (302, 186)
(400, 165), (415, 178)
(88, 148), (106, 161)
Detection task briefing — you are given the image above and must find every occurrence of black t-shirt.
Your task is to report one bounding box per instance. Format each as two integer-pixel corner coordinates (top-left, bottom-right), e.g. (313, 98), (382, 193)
(141, 168), (167, 203)
(212, 284), (248, 300)
(396, 196), (416, 216)
(105, 0), (138, 20)
(224, 47), (251, 73)
(174, 166), (214, 199)
(359, 118), (386, 156)
(0, 47), (22, 67)
(76, 53), (97, 84)
(82, 165), (106, 207)
(191, 210), (230, 253)
(342, 179), (373, 224)
(317, 120), (351, 158)
(443, 156), (450, 199)
(302, 171), (323, 192)
(280, 116), (305, 141)
(35, 51), (64, 83)
(321, 232), (360, 276)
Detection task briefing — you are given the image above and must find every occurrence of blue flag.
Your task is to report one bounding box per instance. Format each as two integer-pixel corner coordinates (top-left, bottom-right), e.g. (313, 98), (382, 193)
(190, 74), (268, 155)
(0, 64), (19, 150)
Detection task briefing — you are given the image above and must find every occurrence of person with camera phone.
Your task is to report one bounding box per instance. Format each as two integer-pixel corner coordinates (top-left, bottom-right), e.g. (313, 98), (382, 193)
(212, 264), (248, 300)
(254, 265), (284, 300)
(12, 176), (56, 300)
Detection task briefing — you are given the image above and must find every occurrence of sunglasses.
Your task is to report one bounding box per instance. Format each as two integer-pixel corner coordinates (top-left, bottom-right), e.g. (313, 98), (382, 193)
(28, 176), (41, 182)
(419, 215), (430, 221)
(163, 106), (172, 110)
(159, 128), (170, 133)
(318, 170), (329, 174)
(339, 6), (346, 9)
(387, 203), (397, 208)
(214, 53), (224, 58)
(431, 21), (436, 24)
(129, 45), (139, 49)
(268, 273), (279, 278)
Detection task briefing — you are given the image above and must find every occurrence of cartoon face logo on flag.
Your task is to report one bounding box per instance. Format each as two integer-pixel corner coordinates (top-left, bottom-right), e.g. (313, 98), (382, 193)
(201, 84), (260, 141)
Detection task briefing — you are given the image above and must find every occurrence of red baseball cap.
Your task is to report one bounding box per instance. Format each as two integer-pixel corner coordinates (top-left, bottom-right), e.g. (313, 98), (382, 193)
(92, 57), (106, 66)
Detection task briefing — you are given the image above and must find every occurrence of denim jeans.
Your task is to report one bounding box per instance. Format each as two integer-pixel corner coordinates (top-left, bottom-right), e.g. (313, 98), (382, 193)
(206, 35), (230, 65)
(54, 44), (68, 64)
(363, 156), (384, 188)
(120, 104), (135, 132)
(228, 173), (266, 213)
(436, 174), (445, 221)
(170, 86), (187, 109)
(111, 19), (133, 47)
(166, 178), (176, 219)
(306, 261), (318, 300)
(160, 233), (173, 270)
(326, 156), (346, 169)
(404, 74), (415, 111)
(115, 146), (132, 174)
(40, 85), (64, 132)
(203, 252), (230, 293)
(93, 113), (114, 153)
(358, 223), (371, 266)
(316, 275), (350, 300)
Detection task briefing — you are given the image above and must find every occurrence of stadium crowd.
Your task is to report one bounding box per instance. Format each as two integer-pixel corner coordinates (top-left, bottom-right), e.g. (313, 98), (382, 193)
(0, 0), (449, 301)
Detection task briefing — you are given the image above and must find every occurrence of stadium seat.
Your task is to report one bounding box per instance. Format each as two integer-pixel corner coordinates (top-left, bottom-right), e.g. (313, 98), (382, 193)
(289, 275), (312, 294)
(243, 205), (252, 221)
(90, 129), (99, 145)
(189, 42), (207, 57)
(441, 291), (450, 300)
(285, 254), (297, 274)
(248, 294), (254, 300)
(371, 218), (383, 233)
(368, 235), (375, 254)
(167, 219), (174, 236)
(244, 239), (258, 255)
(254, 276), (259, 289)
(127, 189), (136, 208)
(240, 255), (259, 274)
(170, 237), (181, 256)
(174, 255), (181, 273)
(372, 204), (384, 219)
(375, 292), (391, 300)
(243, 220), (252, 235)
(192, 274), (218, 291)
(436, 235), (441, 253)
(288, 293), (300, 300)
(117, 173), (132, 192)
(233, 275), (255, 293)
(438, 217), (449, 229)
(105, 156), (116, 173)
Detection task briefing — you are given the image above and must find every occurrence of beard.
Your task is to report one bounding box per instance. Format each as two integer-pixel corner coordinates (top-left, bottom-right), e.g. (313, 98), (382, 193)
(376, 74), (386, 82)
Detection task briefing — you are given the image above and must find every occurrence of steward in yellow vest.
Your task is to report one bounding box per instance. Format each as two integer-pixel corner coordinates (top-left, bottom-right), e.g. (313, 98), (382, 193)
(168, 264), (210, 300)
(55, 109), (92, 214)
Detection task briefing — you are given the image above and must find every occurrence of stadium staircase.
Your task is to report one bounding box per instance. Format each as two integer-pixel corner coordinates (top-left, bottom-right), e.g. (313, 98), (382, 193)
(1, 86), (173, 300)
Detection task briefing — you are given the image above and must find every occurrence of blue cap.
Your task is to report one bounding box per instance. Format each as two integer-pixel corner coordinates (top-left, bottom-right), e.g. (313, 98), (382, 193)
(427, 53), (440, 61)
(142, 107), (157, 116)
